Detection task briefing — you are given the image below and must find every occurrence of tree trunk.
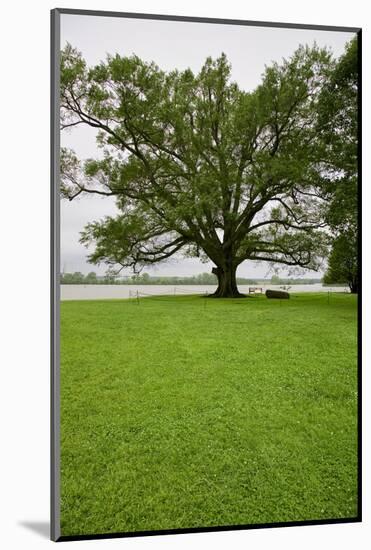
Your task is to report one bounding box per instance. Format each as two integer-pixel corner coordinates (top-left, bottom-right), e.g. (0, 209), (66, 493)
(349, 278), (358, 294)
(211, 265), (245, 298)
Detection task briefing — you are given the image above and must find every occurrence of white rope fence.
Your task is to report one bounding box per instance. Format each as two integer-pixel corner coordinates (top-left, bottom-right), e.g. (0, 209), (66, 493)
(126, 287), (351, 307)
(128, 287), (209, 304)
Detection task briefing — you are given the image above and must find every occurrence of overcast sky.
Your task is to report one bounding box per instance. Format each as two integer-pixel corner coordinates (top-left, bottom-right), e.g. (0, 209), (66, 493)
(60, 13), (355, 278)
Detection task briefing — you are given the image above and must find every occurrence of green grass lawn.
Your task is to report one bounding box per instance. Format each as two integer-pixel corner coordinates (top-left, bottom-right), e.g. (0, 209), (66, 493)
(60, 292), (358, 537)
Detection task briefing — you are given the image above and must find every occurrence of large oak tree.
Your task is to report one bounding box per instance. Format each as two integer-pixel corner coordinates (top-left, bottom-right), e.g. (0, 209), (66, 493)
(60, 44), (334, 297)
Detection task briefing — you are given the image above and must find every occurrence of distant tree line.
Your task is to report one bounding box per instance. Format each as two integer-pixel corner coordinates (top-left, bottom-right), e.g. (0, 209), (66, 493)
(61, 271), (322, 286)
(60, 271), (252, 285)
(61, 271), (106, 284)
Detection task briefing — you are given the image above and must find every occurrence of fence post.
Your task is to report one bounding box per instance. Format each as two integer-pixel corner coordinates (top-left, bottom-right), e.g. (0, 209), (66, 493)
(136, 290), (139, 305)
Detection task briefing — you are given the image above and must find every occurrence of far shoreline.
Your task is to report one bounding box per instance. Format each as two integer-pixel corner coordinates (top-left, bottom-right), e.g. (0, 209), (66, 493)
(61, 283), (349, 301)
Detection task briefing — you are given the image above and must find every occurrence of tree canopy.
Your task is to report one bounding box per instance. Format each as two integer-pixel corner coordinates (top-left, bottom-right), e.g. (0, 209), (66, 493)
(319, 37), (358, 292)
(323, 231), (358, 293)
(318, 37), (357, 231)
(60, 41), (355, 297)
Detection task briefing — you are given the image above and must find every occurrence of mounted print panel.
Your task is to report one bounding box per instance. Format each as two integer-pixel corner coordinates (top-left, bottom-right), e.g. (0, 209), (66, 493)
(51, 8), (361, 542)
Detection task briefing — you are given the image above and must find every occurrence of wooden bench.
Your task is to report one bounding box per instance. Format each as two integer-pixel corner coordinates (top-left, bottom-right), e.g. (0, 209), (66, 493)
(249, 287), (263, 294)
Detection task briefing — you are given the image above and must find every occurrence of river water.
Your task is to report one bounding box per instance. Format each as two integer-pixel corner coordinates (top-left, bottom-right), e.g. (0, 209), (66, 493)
(61, 283), (348, 301)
